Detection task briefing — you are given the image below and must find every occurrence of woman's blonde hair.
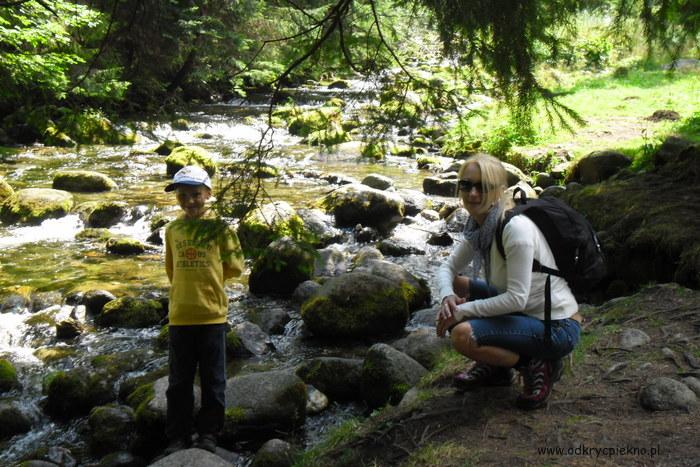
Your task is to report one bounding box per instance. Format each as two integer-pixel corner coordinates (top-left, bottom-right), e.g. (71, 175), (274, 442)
(457, 153), (509, 211)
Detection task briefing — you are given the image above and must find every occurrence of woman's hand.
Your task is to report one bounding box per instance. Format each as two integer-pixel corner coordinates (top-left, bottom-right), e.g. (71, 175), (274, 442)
(436, 295), (466, 337)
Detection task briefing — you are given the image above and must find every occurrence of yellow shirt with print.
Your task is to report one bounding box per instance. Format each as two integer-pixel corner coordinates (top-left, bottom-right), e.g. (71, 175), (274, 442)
(165, 216), (244, 325)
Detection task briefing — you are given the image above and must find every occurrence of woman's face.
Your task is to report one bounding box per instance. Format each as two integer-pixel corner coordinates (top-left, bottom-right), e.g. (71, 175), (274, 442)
(459, 163), (490, 224)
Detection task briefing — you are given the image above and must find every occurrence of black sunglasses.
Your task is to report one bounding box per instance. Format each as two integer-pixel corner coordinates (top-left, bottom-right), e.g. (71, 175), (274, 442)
(458, 179), (489, 193)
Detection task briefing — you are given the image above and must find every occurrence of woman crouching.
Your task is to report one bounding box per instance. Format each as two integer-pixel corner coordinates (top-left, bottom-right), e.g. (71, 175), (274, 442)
(436, 153), (582, 409)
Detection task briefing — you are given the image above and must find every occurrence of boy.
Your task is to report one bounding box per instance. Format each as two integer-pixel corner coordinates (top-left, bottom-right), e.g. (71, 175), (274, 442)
(163, 165), (244, 453)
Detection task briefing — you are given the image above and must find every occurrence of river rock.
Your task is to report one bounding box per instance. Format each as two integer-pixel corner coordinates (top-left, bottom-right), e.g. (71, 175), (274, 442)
(95, 297), (165, 328)
(88, 404), (136, 456)
(45, 368), (115, 419)
(97, 451), (140, 467)
(83, 201), (128, 228)
(502, 162), (531, 187)
(252, 438), (295, 467)
(569, 150), (631, 185)
(377, 238), (426, 256)
(106, 237), (147, 255)
(296, 208), (344, 247)
(535, 172), (556, 189)
(314, 245), (349, 277)
(427, 230), (452, 246)
(619, 328), (651, 349)
(682, 377), (700, 398)
(165, 145), (217, 176)
(360, 343), (427, 409)
(30, 291), (62, 312)
(52, 171), (117, 192)
(391, 328), (451, 369)
(353, 224), (379, 243)
(83, 290), (117, 315)
(540, 185), (566, 198)
(321, 183), (405, 233)
(408, 307), (438, 328)
(0, 401), (33, 439)
(222, 370), (306, 442)
(227, 321), (270, 358)
(361, 173), (394, 190)
(0, 359), (20, 393)
(397, 189), (428, 216)
(639, 377), (698, 411)
(422, 173), (457, 196)
(0, 176), (14, 203)
(56, 318), (83, 339)
(148, 448), (231, 467)
(249, 237), (314, 297)
(295, 357), (363, 401)
(0, 293), (30, 313)
(352, 246), (384, 268)
(445, 207), (468, 232)
(249, 306), (290, 335)
(0, 188), (73, 225)
(354, 259), (430, 311)
(300, 271), (410, 339)
(238, 201), (304, 254)
(306, 385), (329, 414)
(291, 280), (321, 306)
(320, 172), (358, 185)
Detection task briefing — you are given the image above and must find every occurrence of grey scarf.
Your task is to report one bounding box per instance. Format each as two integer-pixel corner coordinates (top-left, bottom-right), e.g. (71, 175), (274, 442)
(463, 201), (503, 281)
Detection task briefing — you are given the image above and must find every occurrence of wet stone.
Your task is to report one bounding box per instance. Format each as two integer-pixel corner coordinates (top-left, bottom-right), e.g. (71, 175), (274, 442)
(681, 377), (700, 398)
(305, 385), (329, 414)
(252, 438), (295, 467)
(56, 318), (83, 340)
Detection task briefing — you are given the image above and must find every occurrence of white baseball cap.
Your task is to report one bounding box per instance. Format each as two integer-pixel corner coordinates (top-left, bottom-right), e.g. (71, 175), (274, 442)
(164, 165), (212, 192)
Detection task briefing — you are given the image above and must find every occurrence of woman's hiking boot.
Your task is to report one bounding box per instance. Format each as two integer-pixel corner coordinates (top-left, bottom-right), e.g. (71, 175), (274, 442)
(194, 433), (217, 453)
(550, 358), (564, 383)
(453, 362), (516, 391)
(164, 436), (191, 455)
(516, 358), (553, 410)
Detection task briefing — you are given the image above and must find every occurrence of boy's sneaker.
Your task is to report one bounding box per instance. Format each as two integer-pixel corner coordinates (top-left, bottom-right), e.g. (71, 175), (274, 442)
(195, 433), (217, 453)
(453, 362), (516, 391)
(164, 437), (191, 455)
(516, 358), (553, 410)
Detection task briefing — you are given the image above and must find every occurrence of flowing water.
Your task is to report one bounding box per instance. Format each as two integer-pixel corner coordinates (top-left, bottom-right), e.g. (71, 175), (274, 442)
(0, 83), (454, 464)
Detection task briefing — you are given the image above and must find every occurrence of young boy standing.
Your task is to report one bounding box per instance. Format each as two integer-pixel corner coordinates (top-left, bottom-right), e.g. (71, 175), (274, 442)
(163, 165), (244, 453)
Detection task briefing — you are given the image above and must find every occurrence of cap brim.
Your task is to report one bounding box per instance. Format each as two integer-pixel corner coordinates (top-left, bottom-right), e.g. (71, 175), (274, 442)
(164, 181), (212, 192)
(164, 183), (178, 192)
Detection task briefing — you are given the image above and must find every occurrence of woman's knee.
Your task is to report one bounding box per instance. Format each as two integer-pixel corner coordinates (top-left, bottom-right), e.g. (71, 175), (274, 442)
(452, 276), (470, 299)
(450, 321), (477, 353)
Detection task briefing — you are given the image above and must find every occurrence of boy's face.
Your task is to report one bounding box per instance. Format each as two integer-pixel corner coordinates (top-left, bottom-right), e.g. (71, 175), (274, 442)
(175, 184), (211, 219)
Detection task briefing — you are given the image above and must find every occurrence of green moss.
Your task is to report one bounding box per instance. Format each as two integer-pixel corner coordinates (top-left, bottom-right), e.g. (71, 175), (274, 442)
(53, 171), (116, 193)
(361, 141), (385, 160)
(288, 107), (341, 137)
(0, 359), (19, 392)
(34, 347), (76, 363)
(225, 406), (247, 423)
(152, 139), (182, 155)
(228, 160), (279, 179)
(416, 156), (439, 169)
(106, 237), (146, 255)
(156, 325), (169, 350)
(0, 188), (74, 225)
(0, 177), (14, 202)
(238, 205), (308, 255)
(75, 228), (113, 241)
(126, 383), (155, 412)
(305, 125), (351, 147)
(25, 308), (59, 326)
(95, 297), (164, 328)
(165, 145), (217, 176)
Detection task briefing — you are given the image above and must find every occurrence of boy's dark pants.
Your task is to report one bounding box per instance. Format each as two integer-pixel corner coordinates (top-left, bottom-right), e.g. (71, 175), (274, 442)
(166, 323), (226, 441)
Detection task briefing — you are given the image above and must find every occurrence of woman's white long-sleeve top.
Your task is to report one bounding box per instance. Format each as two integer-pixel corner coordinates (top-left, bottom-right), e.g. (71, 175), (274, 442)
(437, 215), (578, 321)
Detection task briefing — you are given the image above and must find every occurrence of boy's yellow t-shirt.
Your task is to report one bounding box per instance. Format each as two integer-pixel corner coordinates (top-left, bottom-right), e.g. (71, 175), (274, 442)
(164, 216), (244, 325)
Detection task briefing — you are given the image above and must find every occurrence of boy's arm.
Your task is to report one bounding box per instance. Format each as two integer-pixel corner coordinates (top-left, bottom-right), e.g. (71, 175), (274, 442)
(165, 226), (174, 283)
(221, 228), (244, 280)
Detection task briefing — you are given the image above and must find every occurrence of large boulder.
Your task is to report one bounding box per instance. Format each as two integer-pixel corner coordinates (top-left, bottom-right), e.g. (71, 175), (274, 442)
(391, 328), (451, 369)
(226, 322), (270, 358)
(360, 343), (427, 409)
(95, 297), (165, 328)
(639, 377), (698, 411)
(321, 183), (405, 233)
(361, 173), (394, 191)
(0, 188), (73, 225)
(296, 208), (344, 247)
(354, 259), (431, 311)
(295, 357), (363, 401)
(88, 404), (136, 457)
(422, 173), (457, 197)
(238, 201), (305, 254)
(165, 145), (217, 176)
(249, 237), (314, 297)
(149, 448), (232, 467)
(52, 171), (117, 192)
(568, 150), (631, 185)
(83, 289), (117, 315)
(78, 201), (128, 228)
(222, 370), (306, 443)
(300, 271), (410, 339)
(563, 142), (700, 290)
(397, 188), (428, 216)
(106, 237), (147, 255)
(0, 401), (33, 440)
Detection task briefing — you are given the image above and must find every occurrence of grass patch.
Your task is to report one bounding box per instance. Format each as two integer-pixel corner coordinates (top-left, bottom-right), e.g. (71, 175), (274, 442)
(402, 441), (479, 467)
(570, 329), (601, 368)
(417, 348), (466, 388)
(293, 418), (363, 467)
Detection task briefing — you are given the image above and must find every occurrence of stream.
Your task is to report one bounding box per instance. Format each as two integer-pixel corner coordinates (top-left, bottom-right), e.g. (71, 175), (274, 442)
(0, 81), (455, 465)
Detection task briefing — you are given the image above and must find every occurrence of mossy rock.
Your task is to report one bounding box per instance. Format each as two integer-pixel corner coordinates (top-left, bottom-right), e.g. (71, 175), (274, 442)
(249, 237), (315, 297)
(0, 401), (33, 440)
(155, 325), (169, 350)
(0, 176), (14, 203)
(304, 124), (351, 147)
(300, 271), (410, 339)
(295, 357), (363, 401)
(57, 111), (136, 145)
(171, 118), (190, 130)
(228, 159), (280, 179)
(361, 141), (386, 160)
(360, 343), (427, 409)
(287, 107), (340, 137)
(237, 201), (306, 255)
(75, 228), (113, 241)
(164, 145), (217, 176)
(327, 79), (350, 89)
(0, 359), (20, 393)
(563, 142), (700, 291)
(95, 296), (165, 328)
(325, 97), (346, 108)
(390, 143), (416, 157)
(88, 404), (136, 457)
(106, 237), (146, 255)
(34, 347), (76, 363)
(44, 368), (115, 419)
(320, 183), (405, 233)
(0, 188), (73, 225)
(44, 125), (77, 147)
(52, 171), (117, 193)
(80, 201), (127, 228)
(152, 139), (182, 156)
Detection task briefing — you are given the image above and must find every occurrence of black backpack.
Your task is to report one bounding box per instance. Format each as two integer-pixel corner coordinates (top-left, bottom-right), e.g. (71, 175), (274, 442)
(495, 188), (606, 344)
